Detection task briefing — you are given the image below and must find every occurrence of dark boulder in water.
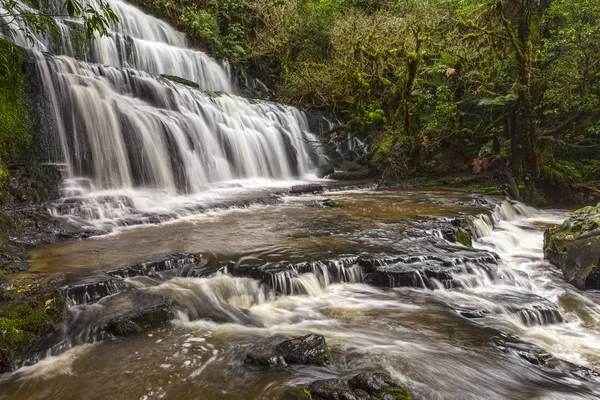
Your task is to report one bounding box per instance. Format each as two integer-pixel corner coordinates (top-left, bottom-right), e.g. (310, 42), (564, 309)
(101, 291), (174, 336)
(348, 372), (410, 400)
(245, 333), (334, 366)
(544, 203), (600, 290)
(307, 379), (356, 400)
(316, 164), (335, 178)
(276, 333), (334, 365)
(286, 372), (410, 400)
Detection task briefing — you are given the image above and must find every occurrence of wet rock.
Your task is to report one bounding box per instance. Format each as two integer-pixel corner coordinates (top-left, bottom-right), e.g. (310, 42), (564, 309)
(493, 331), (600, 382)
(60, 276), (131, 305)
(246, 333), (334, 367)
(244, 353), (287, 367)
(317, 164), (336, 178)
(360, 239), (499, 290)
(544, 203), (600, 290)
(290, 184), (325, 195)
(2, 164), (62, 207)
(309, 198), (342, 208)
(231, 257), (361, 295)
(276, 333), (334, 365)
(160, 74), (200, 89)
(308, 379), (356, 400)
(108, 253), (199, 278)
(348, 372), (410, 400)
(101, 291), (174, 336)
(291, 372), (411, 400)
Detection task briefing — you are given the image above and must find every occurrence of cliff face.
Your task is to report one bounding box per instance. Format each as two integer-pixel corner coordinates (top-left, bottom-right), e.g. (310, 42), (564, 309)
(544, 204), (600, 290)
(0, 38), (63, 206)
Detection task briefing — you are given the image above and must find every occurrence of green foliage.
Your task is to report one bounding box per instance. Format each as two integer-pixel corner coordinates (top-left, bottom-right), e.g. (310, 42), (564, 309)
(0, 39), (31, 197)
(0, 0), (118, 44)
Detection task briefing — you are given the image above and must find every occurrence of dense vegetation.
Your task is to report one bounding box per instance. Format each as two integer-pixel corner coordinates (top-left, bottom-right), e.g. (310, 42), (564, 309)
(134, 0), (600, 204)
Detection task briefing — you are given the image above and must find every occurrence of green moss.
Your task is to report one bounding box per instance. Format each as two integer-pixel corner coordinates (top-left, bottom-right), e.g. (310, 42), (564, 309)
(284, 389), (313, 400)
(0, 300), (53, 353)
(160, 74), (200, 89)
(0, 270), (6, 280)
(0, 38), (32, 201)
(477, 186), (503, 195)
(456, 229), (472, 247)
(377, 379), (411, 400)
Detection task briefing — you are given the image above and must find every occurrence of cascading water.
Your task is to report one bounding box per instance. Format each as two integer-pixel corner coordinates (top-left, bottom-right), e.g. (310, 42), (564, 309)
(2, 189), (600, 399)
(1, 0), (323, 229)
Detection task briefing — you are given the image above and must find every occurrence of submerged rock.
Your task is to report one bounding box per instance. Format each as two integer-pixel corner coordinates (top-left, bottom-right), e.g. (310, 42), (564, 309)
(287, 372), (410, 400)
(246, 333), (334, 366)
(309, 198), (342, 208)
(544, 203), (600, 289)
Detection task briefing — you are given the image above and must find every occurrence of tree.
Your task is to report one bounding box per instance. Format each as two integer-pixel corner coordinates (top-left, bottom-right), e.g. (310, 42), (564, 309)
(0, 0), (118, 44)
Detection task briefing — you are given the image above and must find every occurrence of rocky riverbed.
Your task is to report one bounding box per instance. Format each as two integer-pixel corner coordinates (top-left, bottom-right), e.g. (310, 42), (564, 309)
(1, 186), (600, 399)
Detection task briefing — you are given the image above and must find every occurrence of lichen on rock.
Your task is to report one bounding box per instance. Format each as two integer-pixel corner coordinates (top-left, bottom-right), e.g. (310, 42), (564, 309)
(544, 203), (600, 290)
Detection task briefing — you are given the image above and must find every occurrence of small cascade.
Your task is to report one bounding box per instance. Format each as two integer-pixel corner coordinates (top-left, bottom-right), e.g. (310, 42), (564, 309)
(148, 275), (267, 326)
(234, 257), (363, 295)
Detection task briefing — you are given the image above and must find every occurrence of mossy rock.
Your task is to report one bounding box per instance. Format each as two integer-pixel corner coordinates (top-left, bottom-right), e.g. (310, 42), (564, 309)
(246, 333), (334, 367)
(544, 203), (600, 289)
(309, 198), (342, 209)
(275, 333), (334, 366)
(456, 228), (472, 247)
(293, 372), (410, 400)
(160, 74), (200, 89)
(0, 285), (67, 373)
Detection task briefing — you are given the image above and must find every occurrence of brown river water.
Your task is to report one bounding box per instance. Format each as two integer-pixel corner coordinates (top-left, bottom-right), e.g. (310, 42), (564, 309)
(1, 187), (599, 399)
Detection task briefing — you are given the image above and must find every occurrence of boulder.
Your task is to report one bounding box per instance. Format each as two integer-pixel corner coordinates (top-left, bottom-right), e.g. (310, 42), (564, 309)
(544, 203), (600, 290)
(245, 333), (334, 366)
(317, 164), (336, 178)
(286, 372), (410, 400)
(348, 372), (410, 400)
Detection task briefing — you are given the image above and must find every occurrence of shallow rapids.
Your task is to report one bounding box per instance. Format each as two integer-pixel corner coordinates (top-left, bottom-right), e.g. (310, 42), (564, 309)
(2, 189), (600, 399)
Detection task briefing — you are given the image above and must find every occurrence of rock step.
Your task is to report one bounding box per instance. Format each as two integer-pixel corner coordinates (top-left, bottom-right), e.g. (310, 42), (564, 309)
(60, 276), (131, 305)
(108, 253), (200, 278)
(230, 243), (499, 294)
(455, 292), (564, 326)
(48, 194), (284, 229)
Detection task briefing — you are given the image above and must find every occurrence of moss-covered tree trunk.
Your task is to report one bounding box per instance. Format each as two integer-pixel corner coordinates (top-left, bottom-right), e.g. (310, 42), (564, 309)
(501, 0), (538, 194)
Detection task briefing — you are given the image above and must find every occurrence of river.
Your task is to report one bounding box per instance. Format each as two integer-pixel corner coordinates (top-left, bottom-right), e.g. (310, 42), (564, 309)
(1, 187), (599, 399)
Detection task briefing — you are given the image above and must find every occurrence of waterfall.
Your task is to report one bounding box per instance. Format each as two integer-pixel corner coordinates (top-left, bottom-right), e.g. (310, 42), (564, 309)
(1, 0), (322, 227)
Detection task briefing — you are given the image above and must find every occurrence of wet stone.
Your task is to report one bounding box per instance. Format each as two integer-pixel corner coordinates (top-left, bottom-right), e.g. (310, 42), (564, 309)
(360, 239), (499, 290)
(60, 276), (131, 305)
(101, 291), (174, 336)
(289, 184), (324, 195)
(246, 333), (334, 367)
(107, 253), (199, 278)
(308, 379), (356, 400)
(348, 372), (410, 400)
(296, 372), (411, 400)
